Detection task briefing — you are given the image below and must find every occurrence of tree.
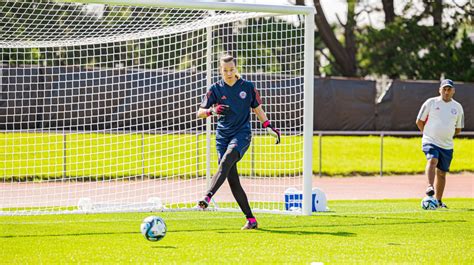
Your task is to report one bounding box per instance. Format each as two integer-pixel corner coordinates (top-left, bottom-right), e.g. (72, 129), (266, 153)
(423, 0), (443, 28)
(358, 1), (473, 81)
(381, 0), (395, 24)
(296, 0), (472, 81)
(311, 0), (358, 76)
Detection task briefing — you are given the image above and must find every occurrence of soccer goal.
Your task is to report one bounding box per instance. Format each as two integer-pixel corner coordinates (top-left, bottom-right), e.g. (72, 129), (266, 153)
(0, 0), (315, 215)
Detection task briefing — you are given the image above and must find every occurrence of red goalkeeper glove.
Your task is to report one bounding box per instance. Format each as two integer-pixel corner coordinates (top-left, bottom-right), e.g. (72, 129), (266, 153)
(206, 104), (230, 116)
(263, 120), (280, 144)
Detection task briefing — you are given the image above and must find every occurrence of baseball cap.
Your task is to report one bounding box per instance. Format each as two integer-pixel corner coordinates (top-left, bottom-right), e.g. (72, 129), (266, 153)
(440, 79), (454, 88)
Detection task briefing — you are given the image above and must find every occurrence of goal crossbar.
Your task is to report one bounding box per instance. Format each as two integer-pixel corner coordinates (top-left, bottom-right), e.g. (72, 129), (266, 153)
(56, 0), (316, 15)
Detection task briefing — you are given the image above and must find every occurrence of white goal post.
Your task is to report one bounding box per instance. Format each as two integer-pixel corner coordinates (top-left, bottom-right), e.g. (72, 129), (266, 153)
(0, 0), (315, 215)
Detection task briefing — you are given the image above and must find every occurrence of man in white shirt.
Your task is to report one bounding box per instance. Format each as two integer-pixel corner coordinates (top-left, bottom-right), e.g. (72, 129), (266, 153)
(416, 79), (464, 208)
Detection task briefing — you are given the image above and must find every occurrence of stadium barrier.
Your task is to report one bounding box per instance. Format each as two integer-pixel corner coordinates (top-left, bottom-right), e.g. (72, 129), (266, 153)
(2, 67), (472, 131)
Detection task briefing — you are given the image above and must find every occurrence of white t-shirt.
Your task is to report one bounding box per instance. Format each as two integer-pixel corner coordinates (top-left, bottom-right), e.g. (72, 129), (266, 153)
(416, 96), (464, 149)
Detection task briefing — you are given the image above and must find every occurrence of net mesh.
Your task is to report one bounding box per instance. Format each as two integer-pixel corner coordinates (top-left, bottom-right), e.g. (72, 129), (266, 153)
(0, 0), (307, 215)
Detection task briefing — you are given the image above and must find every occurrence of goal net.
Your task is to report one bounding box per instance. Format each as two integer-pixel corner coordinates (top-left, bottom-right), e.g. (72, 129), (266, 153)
(0, 0), (314, 215)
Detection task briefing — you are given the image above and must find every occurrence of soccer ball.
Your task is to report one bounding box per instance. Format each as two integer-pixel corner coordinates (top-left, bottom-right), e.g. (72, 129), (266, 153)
(140, 216), (167, 242)
(421, 196), (438, 210)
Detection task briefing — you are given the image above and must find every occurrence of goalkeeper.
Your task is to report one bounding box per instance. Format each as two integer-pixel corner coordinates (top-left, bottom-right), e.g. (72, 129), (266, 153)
(196, 54), (280, 230)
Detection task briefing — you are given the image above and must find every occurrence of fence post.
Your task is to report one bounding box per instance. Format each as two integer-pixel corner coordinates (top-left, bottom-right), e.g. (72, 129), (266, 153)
(63, 132), (67, 179)
(380, 132), (384, 177)
(141, 132), (145, 179)
(196, 132), (200, 178)
(319, 132), (322, 177)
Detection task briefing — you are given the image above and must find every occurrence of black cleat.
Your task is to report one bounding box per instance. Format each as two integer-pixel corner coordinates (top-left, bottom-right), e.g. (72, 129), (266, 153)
(425, 186), (435, 196)
(241, 221), (258, 230)
(437, 200), (448, 208)
(197, 196), (210, 209)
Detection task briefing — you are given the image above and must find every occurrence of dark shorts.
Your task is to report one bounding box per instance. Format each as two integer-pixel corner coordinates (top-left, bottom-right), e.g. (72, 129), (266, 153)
(216, 132), (251, 163)
(422, 144), (453, 172)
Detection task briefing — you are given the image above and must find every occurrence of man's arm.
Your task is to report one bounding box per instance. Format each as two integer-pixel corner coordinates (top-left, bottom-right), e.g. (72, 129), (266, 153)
(416, 99), (430, 133)
(416, 119), (425, 133)
(455, 128), (462, 136)
(454, 106), (464, 136)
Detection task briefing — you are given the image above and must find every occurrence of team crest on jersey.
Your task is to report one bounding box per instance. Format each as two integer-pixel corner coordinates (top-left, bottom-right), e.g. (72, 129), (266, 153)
(239, 91), (247, 99)
(451, 108), (457, 115)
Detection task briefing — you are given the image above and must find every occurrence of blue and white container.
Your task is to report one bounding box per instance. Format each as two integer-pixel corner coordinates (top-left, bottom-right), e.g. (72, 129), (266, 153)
(284, 187), (328, 212)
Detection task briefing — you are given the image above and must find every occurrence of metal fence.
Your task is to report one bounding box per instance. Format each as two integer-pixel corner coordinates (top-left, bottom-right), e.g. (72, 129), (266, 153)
(1, 129), (472, 179)
(313, 131), (474, 177)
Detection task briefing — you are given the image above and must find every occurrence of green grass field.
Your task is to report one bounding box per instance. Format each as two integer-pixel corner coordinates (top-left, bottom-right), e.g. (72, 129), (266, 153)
(1, 133), (473, 180)
(1, 199), (472, 263)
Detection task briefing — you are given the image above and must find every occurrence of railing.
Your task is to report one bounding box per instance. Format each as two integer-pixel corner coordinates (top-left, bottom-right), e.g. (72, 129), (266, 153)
(1, 130), (472, 179)
(313, 131), (474, 177)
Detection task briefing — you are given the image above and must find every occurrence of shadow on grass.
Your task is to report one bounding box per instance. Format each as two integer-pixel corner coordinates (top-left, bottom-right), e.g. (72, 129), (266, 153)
(256, 228), (355, 237)
(151, 246), (176, 249)
(154, 215), (466, 234)
(0, 231), (138, 239)
(319, 215), (467, 228)
(1, 216), (467, 239)
(213, 217), (467, 234)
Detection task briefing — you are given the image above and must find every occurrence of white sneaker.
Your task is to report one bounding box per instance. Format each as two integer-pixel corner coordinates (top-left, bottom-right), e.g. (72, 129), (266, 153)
(425, 186), (435, 196)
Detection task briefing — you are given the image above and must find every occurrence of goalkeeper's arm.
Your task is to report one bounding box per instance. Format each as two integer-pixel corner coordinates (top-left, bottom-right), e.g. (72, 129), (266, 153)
(197, 104), (230, 119)
(253, 105), (280, 144)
